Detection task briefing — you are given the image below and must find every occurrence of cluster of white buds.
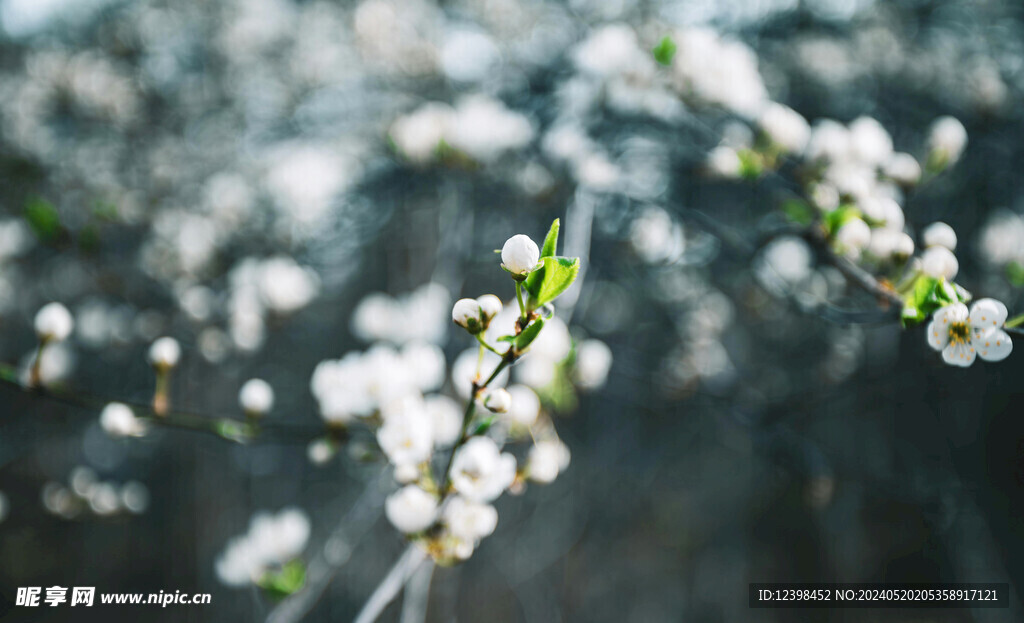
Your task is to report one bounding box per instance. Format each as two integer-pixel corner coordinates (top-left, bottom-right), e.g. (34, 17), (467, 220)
(452, 294), (502, 334)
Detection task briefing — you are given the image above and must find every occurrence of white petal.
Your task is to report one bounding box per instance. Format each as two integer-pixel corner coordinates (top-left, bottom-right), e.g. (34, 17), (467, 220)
(969, 298), (1008, 331)
(934, 302), (968, 325)
(925, 320), (949, 351)
(941, 342), (976, 367)
(975, 329), (1013, 362)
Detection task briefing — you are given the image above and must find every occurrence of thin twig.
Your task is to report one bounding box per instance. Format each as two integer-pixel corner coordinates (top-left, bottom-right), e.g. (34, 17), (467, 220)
(353, 545), (428, 623)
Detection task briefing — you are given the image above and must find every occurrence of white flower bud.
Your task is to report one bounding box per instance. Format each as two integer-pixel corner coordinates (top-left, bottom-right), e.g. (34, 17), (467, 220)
(922, 221), (957, 251)
(928, 116), (967, 166)
(443, 496), (498, 542)
(148, 337), (181, 368)
(34, 302), (73, 342)
(921, 246), (959, 280)
(505, 384), (540, 427)
(527, 439), (571, 484)
(99, 402), (145, 438)
(394, 463), (420, 484)
(848, 116), (893, 166)
(707, 145), (741, 178)
(894, 232), (915, 258)
(757, 102), (810, 153)
(574, 339), (613, 390)
(501, 234), (540, 276)
(238, 379), (274, 416)
(835, 218), (871, 252)
(452, 298), (483, 333)
(385, 485), (438, 534)
(306, 439), (335, 466)
(476, 294), (502, 321)
(482, 387), (511, 414)
(884, 152), (922, 185)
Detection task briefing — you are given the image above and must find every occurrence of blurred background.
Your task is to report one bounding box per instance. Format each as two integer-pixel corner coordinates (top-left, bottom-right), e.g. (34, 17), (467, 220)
(1, 0), (1024, 621)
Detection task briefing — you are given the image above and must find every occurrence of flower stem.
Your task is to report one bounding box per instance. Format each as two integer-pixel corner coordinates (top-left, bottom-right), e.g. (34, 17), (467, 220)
(475, 332), (501, 356)
(515, 281), (528, 321)
(1005, 313), (1024, 329)
(28, 337), (49, 388)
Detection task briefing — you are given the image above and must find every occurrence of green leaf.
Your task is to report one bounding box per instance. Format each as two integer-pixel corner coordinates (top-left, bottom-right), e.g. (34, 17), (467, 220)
(540, 218), (559, 259)
(822, 204), (861, 237)
(652, 36), (676, 66)
(471, 416), (497, 437)
(525, 256), (580, 309)
(736, 148), (763, 180)
(24, 197), (61, 242)
(515, 318), (544, 351)
(497, 335), (517, 344)
(781, 199), (814, 225)
(259, 559), (307, 600)
(901, 275), (964, 327)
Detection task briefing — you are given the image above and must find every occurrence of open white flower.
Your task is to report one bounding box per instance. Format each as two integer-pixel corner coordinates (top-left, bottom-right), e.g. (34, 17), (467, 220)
(34, 302), (74, 341)
(239, 379), (274, 416)
(450, 437), (516, 502)
(377, 409), (433, 468)
(926, 300), (1013, 367)
(385, 485), (438, 534)
(501, 234), (540, 275)
(443, 496), (498, 543)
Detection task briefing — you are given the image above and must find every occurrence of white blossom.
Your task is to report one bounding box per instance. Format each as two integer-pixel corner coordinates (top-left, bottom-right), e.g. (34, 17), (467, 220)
(835, 218), (871, 255)
(239, 379), (274, 415)
(922, 222), (957, 251)
(148, 337), (181, 368)
(452, 298), (483, 332)
(34, 302), (74, 341)
(926, 300), (1013, 367)
(443, 495), (498, 543)
(757, 102), (809, 153)
(450, 437), (516, 502)
(426, 394), (462, 447)
(476, 294), (502, 322)
(527, 439), (571, 484)
(99, 402), (146, 438)
(629, 206), (684, 265)
(505, 384), (540, 427)
(501, 234), (540, 275)
(482, 387), (511, 413)
(390, 103), (454, 164)
(848, 116), (893, 166)
(574, 339), (613, 390)
(385, 485), (438, 534)
(215, 508), (311, 587)
(377, 404), (433, 468)
(884, 152), (922, 185)
(921, 246), (959, 280)
(670, 28), (768, 117)
(707, 145), (741, 178)
(928, 116), (967, 166)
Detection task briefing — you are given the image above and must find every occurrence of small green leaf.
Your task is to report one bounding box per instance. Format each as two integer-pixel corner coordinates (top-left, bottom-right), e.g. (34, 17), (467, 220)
(525, 256), (580, 309)
(1007, 262), (1024, 286)
(540, 218), (559, 259)
(652, 36), (676, 66)
(497, 335), (517, 344)
(259, 559), (307, 600)
(24, 198), (61, 242)
(471, 416), (497, 437)
(736, 148), (763, 180)
(901, 275), (963, 327)
(781, 199), (814, 225)
(516, 318), (545, 351)
(822, 204), (861, 237)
